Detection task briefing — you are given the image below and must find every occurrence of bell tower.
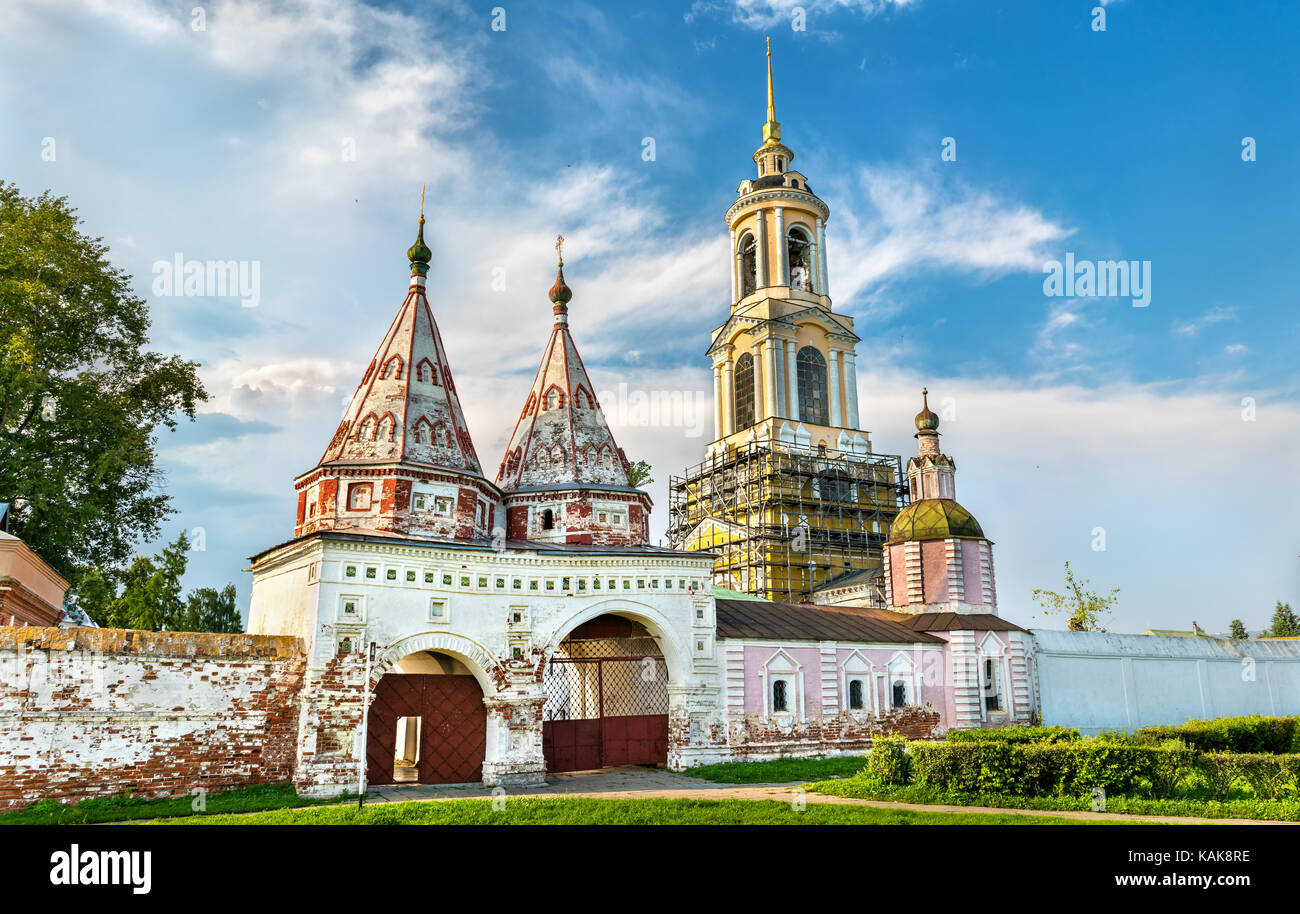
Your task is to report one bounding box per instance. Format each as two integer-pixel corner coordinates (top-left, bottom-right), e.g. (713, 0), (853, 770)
(668, 41), (907, 604)
(711, 37), (866, 458)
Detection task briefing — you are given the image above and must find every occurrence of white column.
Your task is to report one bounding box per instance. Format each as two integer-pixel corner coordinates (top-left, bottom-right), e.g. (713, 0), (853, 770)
(774, 206), (787, 287)
(762, 338), (778, 422)
(785, 339), (799, 421)
(843, 351), (860, 429)
(816, 217), (828, 298)
(754, 211), (766, 291)
(752, 343), (766, 422)
(721, 356), (734, 437)
(729, 229), (737, 304)
(828, 348), (841, 428)
(713, 362), (724, 440)
(773, 340), (786, 416)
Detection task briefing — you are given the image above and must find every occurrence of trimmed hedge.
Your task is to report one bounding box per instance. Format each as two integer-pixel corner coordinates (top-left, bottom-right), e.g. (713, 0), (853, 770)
(907, 741), (1197, 797)
(1135, 715), (1300, 755)
(945, 726), (1080, 745)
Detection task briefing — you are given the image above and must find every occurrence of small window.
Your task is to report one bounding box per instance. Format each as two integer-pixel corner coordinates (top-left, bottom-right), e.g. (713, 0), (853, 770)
(405, 570), (416, 582)
(892, 679), (907, 709)
(623, 580), (631, 590)
(593, 579), (601, 590)
(529, 580), (539, 591)
(344, 565), (358, 579)
(611, 513), (623, 525)
(442, 573), (453, 586)
(413, 493), (428, 511)
(385, 568), (397, 581)
(636, 579), (645, 589)
(772, 679), (789, 713)
(495, 577), (506, 589)
(542, 508), (555, 530)
(512, 578), (523, 590)
(365, 566), (378, 580)
(478, 576), (488, 588)
(848, 680), (864, 711)
(348, 484), (371, 511)
(429, 599), (447, 621)
(598, 512), (607, 523)
(424, 571), (435, 584)
(434, 496), (454, 515)
(561, 577), (571, 590)
(695, 607), (705, 620)
(545, 580), (555, 591)
(341, 598), (359, 617)
(577, 579), (586, 591)
(460, 576), (470, 588)
(984, 658), (1004, 711)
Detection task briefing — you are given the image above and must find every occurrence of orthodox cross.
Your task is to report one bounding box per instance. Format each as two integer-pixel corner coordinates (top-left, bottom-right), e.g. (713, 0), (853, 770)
(555, 233), (565, 266)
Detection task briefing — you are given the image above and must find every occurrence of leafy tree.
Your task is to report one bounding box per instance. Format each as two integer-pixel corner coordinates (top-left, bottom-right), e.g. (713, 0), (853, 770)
(1032, 561), (1119, 632)
(626, 459), (653, 489)
(1268, 601), (1300, 638)
(0, 182), (205, 597)
(79, 531), (242, 633)
(1228, 619), (1249, 640)
(179, 585), (242, 634)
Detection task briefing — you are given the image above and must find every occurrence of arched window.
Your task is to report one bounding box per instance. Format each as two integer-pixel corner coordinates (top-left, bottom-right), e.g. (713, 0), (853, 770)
(892, 680), (908, 709)
(381, 356), (404, 380)
(772, 679), (789, 713)
(416, 358), (437, 384)
(541, 508), (554, 530)
(545, 387), (566, 411)
(787, 226), (813, 292)
(797, 346), (829, 426)
(551, 444), (565, 467)
(848, 679), (864, 710)
(738, 232), (757, 297)
(357, 414), (377, 441)
(377, 414), (396, 442)
(733, 352), (755, 430)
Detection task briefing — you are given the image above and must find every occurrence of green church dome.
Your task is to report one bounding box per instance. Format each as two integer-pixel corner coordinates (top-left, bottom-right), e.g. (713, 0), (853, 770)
(886, 498), (984, 544)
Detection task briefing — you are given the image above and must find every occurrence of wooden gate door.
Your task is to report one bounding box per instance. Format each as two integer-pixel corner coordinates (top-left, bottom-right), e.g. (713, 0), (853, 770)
(366, 673), (485, 785)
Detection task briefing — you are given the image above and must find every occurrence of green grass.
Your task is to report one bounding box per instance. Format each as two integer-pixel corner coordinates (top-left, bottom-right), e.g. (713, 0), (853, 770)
(0, 783), (345, 825)
(678, 755), (869, 784)
(169, 795), (1124, 825)
(808, 779), (1300, 822)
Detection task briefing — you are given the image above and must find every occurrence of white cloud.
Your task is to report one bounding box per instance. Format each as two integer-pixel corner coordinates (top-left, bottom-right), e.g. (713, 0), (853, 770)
(828, 164), (1073, 307)
(1175, 305), (1237, 336)
(689, 0), (918, 29)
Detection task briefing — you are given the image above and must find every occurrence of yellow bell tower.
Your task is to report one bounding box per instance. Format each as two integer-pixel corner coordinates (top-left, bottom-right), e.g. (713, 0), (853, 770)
(668, 40), (907, 605)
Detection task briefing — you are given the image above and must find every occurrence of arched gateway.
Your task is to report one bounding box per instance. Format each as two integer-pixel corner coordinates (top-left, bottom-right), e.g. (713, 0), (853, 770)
(366, 650), (487, 785)
(543, 615), (669, 772)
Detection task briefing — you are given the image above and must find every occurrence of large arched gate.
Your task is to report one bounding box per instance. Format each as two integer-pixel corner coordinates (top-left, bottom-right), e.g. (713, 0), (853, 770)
(542, 615), (669, 772)
(366, 666), (486, 785)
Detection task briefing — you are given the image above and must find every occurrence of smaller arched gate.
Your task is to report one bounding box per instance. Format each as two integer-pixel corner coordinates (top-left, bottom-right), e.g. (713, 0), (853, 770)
(542, 615), (669, 772)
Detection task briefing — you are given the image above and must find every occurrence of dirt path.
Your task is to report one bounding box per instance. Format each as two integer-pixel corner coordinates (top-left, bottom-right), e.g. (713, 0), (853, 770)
(363, 767), (1291, 826)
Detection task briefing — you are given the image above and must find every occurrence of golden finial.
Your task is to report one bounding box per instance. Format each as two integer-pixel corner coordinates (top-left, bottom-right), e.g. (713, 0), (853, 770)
(555, 233), (565, 267)
(419, 183), (426, 221)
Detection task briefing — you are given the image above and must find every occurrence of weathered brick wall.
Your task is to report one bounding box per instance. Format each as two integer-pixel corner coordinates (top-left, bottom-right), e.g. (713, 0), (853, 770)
(724, 706), (942, 761)
(0, 626), (305, 810)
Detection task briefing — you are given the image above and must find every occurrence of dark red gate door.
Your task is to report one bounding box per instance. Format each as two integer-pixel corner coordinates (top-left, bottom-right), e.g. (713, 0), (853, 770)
(543, 655), (668, 772)
(367, 674), (485, 785)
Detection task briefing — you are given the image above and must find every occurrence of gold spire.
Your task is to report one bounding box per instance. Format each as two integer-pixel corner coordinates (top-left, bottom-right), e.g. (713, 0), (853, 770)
(555, 232), (565, 267)
(762, 36), (782, 147)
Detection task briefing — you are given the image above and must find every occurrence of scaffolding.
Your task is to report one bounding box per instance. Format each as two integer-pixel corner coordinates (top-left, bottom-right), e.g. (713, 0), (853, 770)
(667, 441), (908, 604)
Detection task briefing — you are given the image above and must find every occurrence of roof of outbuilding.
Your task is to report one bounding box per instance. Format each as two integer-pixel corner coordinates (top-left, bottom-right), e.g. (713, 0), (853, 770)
(901, 612), (1028, 633)
(714, 598), (945, 644)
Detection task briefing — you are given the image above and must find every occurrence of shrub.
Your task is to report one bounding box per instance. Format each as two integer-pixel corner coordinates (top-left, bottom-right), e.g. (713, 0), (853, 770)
(902, 740), (1196, 799)
(945, 725), (1080, 745)
(1196, 753), (1300, 800)
(1135, 715), (1300, 755)
(866, 736), (911, 786)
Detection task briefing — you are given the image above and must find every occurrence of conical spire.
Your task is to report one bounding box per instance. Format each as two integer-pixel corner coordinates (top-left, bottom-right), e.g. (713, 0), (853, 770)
(496, 254), (630, 492)
(762, 36), (782, 147)
(315, 219), (480, 475)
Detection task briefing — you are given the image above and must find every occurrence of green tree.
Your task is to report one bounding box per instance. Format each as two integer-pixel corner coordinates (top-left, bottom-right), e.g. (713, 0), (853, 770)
(1228, 619), (1249, 640)
(626, 459), (653, 489)
(1032, 561), (1119, 632)
(1268, 601), (1300, 638)
(0, 182), (205, 597)
(180, 585), (242, 634)
(82, 531), (242, 633)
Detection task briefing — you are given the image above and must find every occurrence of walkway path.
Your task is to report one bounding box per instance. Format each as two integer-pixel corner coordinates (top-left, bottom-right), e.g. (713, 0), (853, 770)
(367, 766), (1290, 825)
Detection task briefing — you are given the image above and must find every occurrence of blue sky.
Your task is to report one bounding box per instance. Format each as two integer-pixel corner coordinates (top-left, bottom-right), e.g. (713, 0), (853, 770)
(2, 0), (1297, 633)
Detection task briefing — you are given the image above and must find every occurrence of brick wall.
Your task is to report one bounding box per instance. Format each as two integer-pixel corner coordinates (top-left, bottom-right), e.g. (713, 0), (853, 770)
(0, 626), (305, 810)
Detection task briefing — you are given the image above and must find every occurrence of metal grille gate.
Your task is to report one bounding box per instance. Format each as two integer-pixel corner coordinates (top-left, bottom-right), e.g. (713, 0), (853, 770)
(543, 628), (669, 772)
